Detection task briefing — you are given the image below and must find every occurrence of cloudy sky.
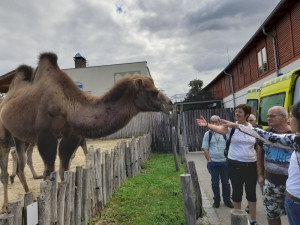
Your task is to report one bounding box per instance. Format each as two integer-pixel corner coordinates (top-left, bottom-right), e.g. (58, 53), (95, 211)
(0, 0), (280, 99)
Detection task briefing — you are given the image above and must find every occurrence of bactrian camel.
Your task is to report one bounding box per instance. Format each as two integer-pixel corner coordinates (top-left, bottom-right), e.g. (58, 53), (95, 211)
(0, 52), (172, 213)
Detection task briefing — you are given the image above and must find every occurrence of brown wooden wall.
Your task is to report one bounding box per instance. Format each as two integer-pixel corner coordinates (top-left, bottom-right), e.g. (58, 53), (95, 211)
(206, 2), (300, 99)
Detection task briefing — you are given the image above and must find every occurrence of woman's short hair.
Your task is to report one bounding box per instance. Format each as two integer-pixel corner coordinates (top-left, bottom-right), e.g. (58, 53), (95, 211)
(235, 104), (252, 119)
(291, 101), (300, 121)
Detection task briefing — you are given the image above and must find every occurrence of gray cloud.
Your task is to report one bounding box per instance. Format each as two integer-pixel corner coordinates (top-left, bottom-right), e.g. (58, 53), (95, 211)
(0, 0), (281, 98)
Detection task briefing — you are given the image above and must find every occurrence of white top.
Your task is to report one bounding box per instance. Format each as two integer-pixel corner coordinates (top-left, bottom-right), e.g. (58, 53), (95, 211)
(286, 151), (300, 198)
(228, 124), (257, 162)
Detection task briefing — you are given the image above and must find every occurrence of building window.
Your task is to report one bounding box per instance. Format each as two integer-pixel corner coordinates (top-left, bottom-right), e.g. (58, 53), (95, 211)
(257, 47), (268, 75)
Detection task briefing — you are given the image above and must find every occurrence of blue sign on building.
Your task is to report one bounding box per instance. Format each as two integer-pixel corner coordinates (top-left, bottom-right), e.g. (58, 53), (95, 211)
(75, 82), (83, 90)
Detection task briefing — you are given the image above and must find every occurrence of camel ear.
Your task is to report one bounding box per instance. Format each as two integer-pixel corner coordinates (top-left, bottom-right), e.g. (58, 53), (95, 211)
(133, 78), (144, 90)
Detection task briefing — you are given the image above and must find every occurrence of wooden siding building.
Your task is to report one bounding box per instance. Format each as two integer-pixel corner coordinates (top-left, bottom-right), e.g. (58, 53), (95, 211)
(203, 0), (300, 108)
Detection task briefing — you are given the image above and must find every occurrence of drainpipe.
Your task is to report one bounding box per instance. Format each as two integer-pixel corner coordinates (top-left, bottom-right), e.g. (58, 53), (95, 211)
(262, 26), (279, 75)
(224, 70), (236, 108)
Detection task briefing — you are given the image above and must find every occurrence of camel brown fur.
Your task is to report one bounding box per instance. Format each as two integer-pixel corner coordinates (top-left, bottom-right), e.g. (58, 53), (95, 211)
(0, 52), (172, 212)
(0, 65), (34, 213)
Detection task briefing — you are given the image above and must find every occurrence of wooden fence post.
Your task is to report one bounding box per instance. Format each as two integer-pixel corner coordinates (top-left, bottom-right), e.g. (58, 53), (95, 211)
(0, 213), (14, 225)
(180, 174), (196, 225)
(64, 171), (73, 225)
(231, 209), (248, 225)
(57, 181), (67, 225)
(7, 198), (22, 225)
(50, 172), (58, 225)
(172, 126), (180, 171)
(188, 161), (202, 219)
(75, 166), (83, 225)
(38, 180), (52, 225)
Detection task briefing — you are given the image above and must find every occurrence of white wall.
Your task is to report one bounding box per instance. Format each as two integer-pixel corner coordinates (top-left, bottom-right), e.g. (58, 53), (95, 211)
(223, 58), (300, 108)
(63, 62), (150, 96)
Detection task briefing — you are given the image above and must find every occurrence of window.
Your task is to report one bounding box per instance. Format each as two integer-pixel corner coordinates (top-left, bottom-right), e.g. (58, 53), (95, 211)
(259, 93), (285, 126)
(257, 47), (268, 75)
(247, 99), (258, 117)
(293, 72), (300, 104)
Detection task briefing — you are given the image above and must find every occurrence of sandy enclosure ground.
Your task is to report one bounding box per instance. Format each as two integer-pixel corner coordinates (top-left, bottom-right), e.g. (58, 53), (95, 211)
(0, 138), (130, 206)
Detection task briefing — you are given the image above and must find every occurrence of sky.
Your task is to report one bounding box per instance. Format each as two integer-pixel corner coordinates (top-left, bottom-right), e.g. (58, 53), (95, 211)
(0, 0), (281, 100)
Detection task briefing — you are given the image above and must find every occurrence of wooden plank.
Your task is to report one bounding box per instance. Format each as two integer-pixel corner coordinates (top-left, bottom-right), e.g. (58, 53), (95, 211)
(50, 171), (58, 225)
(75, 167), (83, 225)
(57, 181), (67, 225)
(38, 180), (52, 225)
(7, 198), (22, 225)
(188, 161), (202, 219)
(64, 171), (72, 225)
(180, 174), (196, 225)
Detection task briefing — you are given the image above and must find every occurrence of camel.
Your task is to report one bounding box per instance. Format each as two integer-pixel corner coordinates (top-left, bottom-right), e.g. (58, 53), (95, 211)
(0, 52), (173, 213)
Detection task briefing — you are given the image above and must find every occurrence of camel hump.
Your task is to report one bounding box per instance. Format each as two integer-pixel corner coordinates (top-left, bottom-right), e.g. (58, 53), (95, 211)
(16, 65), (34, 81)
(38, 52), (58, 68)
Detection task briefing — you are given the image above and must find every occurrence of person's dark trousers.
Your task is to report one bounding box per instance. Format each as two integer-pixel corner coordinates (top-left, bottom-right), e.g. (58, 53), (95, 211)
(207, 161), (231, 203)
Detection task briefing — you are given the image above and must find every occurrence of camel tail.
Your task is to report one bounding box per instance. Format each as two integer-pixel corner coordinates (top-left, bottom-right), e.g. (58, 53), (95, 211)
(16, 65), (34, 81)
(39, 52), (58, 68)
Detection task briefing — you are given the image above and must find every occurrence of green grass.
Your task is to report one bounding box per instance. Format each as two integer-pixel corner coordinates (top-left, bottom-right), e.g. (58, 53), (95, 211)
(91, 153), (185, 225)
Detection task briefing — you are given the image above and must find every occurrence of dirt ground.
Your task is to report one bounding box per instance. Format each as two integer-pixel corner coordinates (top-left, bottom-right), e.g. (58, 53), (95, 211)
(0, 138), (130, 207)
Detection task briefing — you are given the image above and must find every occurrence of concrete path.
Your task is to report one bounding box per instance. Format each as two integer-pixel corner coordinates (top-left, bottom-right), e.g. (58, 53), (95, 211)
(187, 151), (289, 225)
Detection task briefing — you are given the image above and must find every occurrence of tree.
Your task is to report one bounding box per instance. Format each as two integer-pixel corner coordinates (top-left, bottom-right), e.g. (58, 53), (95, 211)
(184, 79), (204, 102)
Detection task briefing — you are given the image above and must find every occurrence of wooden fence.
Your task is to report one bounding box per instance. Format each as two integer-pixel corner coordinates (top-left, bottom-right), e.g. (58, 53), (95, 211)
(0, 134), (152, 225)
(104, 112), (172, 153)
(177, 108), (235, 151)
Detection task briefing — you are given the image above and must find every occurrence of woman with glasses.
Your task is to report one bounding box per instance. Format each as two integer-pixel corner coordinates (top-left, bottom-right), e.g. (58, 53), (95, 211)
(220, 101), (300, 225)
(196, 104), (259, 225)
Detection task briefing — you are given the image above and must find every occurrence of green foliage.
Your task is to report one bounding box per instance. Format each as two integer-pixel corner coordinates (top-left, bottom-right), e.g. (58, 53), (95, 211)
(184, 79), (204, 102)
(93, 154), (185, 225)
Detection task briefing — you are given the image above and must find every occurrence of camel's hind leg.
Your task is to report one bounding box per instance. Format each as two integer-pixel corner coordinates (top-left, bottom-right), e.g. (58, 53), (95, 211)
(0, 130), (11, 214)
(26, 143), (43, 179)
(9, 147), (18, 184)
(59, 131), (81, 180)
(71, 137), (88, 160)
(14, 138), (29, 193)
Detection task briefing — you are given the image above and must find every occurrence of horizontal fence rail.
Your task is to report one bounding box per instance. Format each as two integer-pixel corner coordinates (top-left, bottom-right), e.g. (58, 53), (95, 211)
(0, 134), (152, 225)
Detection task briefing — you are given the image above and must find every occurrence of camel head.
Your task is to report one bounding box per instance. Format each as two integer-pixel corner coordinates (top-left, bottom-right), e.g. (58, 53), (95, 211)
(131, 76), (173, 114)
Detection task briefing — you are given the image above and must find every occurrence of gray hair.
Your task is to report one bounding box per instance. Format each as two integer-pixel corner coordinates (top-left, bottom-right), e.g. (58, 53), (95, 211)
(210, 115), (220, 121)
(269, 106), (288, 119)
(248, 114), (256, 121)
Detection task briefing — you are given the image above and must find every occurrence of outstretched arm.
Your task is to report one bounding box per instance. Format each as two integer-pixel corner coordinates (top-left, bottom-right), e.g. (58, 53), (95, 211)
(196, 116), (228, 135)
(221, 119), (294, 149)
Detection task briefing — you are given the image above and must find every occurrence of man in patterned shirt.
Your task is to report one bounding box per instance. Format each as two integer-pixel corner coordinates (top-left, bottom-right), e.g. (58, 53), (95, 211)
(256, 106), (292, 225)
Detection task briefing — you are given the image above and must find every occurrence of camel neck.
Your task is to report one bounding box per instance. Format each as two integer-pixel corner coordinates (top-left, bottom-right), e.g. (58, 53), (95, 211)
(68, 95), (139, 138)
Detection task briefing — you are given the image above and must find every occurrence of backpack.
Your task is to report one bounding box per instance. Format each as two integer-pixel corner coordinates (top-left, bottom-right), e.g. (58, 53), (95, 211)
(208, 131), (227, 148)
(224, 128), (235, 158)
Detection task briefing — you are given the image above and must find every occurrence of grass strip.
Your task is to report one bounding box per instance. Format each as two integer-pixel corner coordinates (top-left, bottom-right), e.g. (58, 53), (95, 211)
(91, 153), (185, 225)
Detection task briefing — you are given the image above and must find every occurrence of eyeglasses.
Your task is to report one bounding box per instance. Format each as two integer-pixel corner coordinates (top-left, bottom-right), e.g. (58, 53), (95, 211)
(267, 114), (281, 118)
(210, 120), (219, 124)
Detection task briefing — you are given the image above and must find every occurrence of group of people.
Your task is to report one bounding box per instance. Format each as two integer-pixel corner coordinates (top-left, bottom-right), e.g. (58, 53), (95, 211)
(196, 103), (300, 225)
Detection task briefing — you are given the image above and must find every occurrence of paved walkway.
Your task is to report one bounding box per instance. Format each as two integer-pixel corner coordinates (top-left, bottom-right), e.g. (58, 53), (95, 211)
(187, 151), (289, 225)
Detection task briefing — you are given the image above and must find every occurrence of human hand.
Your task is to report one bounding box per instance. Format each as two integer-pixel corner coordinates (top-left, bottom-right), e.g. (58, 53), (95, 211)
(258, 175), (264, 187)
(220, 119), (238, 129)
(196, 116), (208, 127)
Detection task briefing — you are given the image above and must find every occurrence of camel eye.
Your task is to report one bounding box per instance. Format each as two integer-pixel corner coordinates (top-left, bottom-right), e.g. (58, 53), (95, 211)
(150, 91), (159, 97)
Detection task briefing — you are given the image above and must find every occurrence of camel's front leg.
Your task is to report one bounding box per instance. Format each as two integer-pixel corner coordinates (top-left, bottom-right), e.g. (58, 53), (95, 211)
(37, 131), (58, 180)
(14, 138), (29, 193)
(59, 132), (81, 180)
(26, 143), (43, 179)
(0, 146), (10, 214)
